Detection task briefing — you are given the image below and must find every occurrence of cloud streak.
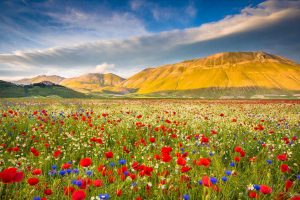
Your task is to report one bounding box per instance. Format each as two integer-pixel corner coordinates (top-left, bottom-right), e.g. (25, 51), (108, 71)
(0, 0), (299, 80)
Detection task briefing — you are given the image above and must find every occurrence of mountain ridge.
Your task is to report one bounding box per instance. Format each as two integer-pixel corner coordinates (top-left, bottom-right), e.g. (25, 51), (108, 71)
(5, 51), (300, 99)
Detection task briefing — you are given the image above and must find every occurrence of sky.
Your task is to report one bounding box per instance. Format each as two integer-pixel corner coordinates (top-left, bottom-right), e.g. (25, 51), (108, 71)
(0, 0), (299, 80)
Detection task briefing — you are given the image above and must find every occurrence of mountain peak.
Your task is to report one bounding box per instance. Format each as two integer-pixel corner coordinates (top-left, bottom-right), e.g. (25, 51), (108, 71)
(198, 51), (296, 66)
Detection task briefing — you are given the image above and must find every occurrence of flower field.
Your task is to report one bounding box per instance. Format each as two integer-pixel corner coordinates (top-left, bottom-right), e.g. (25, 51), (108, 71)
(0, 99), (299, 200)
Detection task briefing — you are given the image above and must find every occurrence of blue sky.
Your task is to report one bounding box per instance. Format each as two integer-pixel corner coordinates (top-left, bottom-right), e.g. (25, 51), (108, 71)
(0, 0), (299, 80)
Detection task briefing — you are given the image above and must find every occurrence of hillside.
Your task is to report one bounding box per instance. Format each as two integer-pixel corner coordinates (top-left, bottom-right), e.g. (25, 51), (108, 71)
(0, 80), (87, 98)
(60, 73), (127, 94)
(121, 52), (300, 98)
(15, 75), (65, 85)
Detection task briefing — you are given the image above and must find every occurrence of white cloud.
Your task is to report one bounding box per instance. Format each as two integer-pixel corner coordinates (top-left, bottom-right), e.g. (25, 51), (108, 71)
(0, 0), (299, 80)
(94, 63), (115, 73)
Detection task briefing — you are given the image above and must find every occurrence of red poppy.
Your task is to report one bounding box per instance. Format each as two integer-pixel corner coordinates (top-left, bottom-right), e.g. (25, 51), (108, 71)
(280, 164), (290, 173)
(72, 190), (86, 200)
(197, 158), (211, 167)
(177, 157), (186, 166)
(149, 137), (156, 143)
(116, 189), (122, 197)
(260, 185), (272, 194)
(32, 169), (42, 175)
(0, 167), (24, 183)
(285, 179), (293, 191)
(53, 150), (62, 158)
(44, 188), (52, 195)
(105, 151), (114, 159)
(202, 176), (212, 187)
(80, 157), (92, 167)
(27, 177), (39, 185)
(248, 191), (259, 198)
(234, 146), (243, 153)
(277, 154), (287, 161)
(181, 166), (191, 173)
(93, 179), (103, 187)
(62, 163), (72, 169)
(30, 147), (40, 157)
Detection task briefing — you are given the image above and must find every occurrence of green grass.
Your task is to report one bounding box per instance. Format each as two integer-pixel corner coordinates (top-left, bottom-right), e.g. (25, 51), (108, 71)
(0, 99), (299, 199)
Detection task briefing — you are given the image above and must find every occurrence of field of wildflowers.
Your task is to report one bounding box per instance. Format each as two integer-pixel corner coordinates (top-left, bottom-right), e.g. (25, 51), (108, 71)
(0, 99), (299, 200)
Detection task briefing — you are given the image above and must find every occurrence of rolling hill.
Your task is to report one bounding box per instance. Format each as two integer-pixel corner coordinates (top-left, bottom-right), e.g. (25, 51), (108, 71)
(0, 80), (87, 98)
(15, 75), (65, 85)
(60, 73), (127, 94)
(121, 52), (300, 98)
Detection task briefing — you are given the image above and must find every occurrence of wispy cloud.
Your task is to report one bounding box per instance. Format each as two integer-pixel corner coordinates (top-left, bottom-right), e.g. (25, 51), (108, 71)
(0, 0), (299, 80)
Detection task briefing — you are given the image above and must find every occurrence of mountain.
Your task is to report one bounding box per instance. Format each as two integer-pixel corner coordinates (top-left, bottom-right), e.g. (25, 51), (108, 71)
(121, 52), (300, 98)
(60, 73), (127, 94)
(15, 75), (65, 85)
(0, 80), (87, 98)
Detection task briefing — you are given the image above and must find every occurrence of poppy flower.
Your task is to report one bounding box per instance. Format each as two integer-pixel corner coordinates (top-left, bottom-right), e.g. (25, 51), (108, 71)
(260, 185), (272, 194)
(202, 176), (212, 187)
(197, 158), (211, 167)
(32, 169), (42, 175)
(105, 151), (113, 159)
(116, 189), (122, 197)
(248, 191), (259, 198)
(28, 177), (39, 185)
(0, 167), (24, 183)
(277, 154), (287, 161)
(149, 137), (155, 143)
(93, 179), (103, 187)
(280, 164), (290, 173)
(44, 188), (52, 195)
(72, 190), (86, 200)
(80, 157), (92, 167)
(177, 157), (186, 166)
(285, 179), (293, 191)
(181, 166), (191, 173)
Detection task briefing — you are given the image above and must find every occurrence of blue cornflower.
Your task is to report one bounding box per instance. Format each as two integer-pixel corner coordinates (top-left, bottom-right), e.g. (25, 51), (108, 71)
(209, 152), (214, 156)
(183, 194), (190, 200)
(66, 169), (72, 174)
(109, 162), (115, 167)
(180, 148), (185, 152)
(48, 170), (56, 176)
(198, 180), (203, 185)
(253, 184), (260, 191)
(52, 165), (57, 170)
(72, 168), (79, 174)
(131, 182), (137, 187)
(123, 171), (129, 176)
(225, 170), (232, 176)
(297, 175), (300, 180)
(86, 170), (93, 176)
(210, 177), (218, 185)
(76, 180), (82, 187)
(68, 161), (73, 164)
(33, 197), (41, 200)
(71, 180), (77, 185)
(99, 193), (110, 199)
(230, 162), (235, 167)
(221, 177), (228, 182)
(267, 160), (272, 164)
(119, 159), (126, 165)
(59, 170), (66, 176)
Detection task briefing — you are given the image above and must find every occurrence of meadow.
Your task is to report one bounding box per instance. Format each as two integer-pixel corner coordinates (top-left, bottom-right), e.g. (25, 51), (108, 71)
(0, 99), (299, 200)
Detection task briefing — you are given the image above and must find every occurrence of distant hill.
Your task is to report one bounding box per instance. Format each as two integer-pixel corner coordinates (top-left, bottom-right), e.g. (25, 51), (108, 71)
(0, 80), (87, 98)
(15, 75), (65, 85)
(60, 73), (127, 94)
(11, 52), (300, 99)
(121, 52), (300, 98)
